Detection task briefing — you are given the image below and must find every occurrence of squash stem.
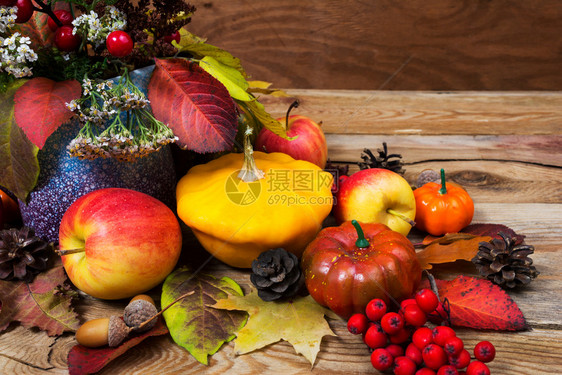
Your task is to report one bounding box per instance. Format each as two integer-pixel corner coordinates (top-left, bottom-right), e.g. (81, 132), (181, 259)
(237, 127), (265, 182)
(439, 168), (447, 195)
(351, 220), (370, 248)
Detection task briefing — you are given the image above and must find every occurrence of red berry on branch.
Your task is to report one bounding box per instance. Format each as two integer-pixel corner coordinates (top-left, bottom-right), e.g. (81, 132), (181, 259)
(370, 348), (394, 371)
(365, 298), (387, 321)
(449, 349), (471, 369)
(386, 344), (405, 358)
(423, 344), (448, 370)
(406, 342), (423, 366)
(416, 288), (440, 313)
(432, 326), (456, 346)
(416, 369), (437, 375)
(48, 10), (73, 32)
(381, 312), (404, 335)
(403, 303), (428, 327)
(163, 31), (181, 44)
(55, 25), (81, 52)
(363, 325), (388, 349)
(14, 0), (33, 24)
(466, 361), (490, 375)
(106, 30), (134, 58)
(412, 326), (433, 350)
(443, 336), (464, 356)
(429, 302), (449, 324)
(473, 341), (495, 363)
(400, 298), (418, 310)
(394, 356), (418, 375)
(437, 365), (459, 375)
(389, 326), (411, 344)
(347, 313), (369, 335)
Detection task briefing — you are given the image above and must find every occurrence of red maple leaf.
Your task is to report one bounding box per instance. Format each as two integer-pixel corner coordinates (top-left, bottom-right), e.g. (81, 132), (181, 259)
(67, 317), (169, 375)
(148, 58), (238, 153)
(423, 276), (528, 331)
(14, 78), (81, 149)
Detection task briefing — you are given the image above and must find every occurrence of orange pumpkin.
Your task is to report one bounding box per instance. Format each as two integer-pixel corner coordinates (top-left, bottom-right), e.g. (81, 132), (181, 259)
(413, 169), (474, 236)
(301, 220), (422, 318)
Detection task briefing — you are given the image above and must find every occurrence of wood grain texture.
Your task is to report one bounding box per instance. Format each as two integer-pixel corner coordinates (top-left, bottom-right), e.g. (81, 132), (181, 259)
(0, 90), (561, 374)
(259, 91), (562, 135)
(187, 0), (562, 90)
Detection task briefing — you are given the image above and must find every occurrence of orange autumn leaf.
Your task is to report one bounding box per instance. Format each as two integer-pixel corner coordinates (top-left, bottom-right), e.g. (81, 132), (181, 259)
(416, 234), (492, 270)
(421, 232), (477, 246)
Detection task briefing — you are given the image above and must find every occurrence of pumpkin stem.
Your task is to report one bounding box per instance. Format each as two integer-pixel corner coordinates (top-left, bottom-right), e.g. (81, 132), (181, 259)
(439, 168), (447, 195)
(351, 220), (370, 248)
(237, 127), (265, 182)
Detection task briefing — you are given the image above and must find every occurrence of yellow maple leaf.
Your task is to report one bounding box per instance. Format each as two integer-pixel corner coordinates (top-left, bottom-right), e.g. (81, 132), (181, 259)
(211, 292), (337, 367)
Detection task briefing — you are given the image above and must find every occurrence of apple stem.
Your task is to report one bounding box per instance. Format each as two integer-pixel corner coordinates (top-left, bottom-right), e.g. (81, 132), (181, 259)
(439, 168), (447, 195)
(55, 247), (85, 256)
(351, 220), (370, 248)
(237, 127), (265, 182)
(284, 100), (300, 130)
(387, 209), (416, 228)
(136, 290), (195, 331)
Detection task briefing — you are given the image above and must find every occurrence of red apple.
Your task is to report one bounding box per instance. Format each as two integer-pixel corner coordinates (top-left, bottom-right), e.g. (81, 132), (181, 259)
(334, 168), (416, 235)
(58, 188), (182, 300)
(255, 114), (328, 168)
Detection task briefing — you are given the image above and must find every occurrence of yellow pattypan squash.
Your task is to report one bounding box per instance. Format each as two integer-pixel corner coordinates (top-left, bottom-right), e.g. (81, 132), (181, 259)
(176, 129), (333, 268)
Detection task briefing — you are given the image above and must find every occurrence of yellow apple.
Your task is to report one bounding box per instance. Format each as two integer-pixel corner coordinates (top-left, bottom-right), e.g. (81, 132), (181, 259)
(334, 169), (416, 235)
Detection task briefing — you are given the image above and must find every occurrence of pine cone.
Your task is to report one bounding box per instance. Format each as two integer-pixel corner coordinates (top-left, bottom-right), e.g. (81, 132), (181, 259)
(0, 227), (53, 282)
(358, 143), (405, 175)
(472, 232), (539, 288)
(250, 248), (304, 301)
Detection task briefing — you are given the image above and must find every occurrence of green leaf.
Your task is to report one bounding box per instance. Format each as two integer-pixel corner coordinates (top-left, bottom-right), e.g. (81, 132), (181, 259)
(161, 267), (248, 365)
(242, 98), (294, 140)
(212, 292), (337, 367)
(0, 80), (39, 201)
(199, 56), (252, 102)
(174, 29), (246, 75)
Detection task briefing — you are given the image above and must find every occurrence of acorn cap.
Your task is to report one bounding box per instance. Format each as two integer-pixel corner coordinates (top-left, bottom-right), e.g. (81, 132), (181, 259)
(108, 315), (129, 347)
(123, 299), (158, 332)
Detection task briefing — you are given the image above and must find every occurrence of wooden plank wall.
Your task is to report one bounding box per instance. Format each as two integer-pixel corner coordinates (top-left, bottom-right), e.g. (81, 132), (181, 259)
(187, 0), (562, 91)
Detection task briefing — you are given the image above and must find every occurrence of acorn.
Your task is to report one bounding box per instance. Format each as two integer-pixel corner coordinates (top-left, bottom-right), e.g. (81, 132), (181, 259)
(75, 315), (130, 348)
(123, 294), (159, 332)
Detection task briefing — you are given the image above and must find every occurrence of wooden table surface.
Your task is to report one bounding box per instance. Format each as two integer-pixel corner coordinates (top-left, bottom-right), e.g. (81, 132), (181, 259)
(0, 91), (561, 374)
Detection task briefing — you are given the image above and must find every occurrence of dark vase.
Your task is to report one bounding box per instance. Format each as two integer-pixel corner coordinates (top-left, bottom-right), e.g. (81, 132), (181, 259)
(19, 66), (177, 242)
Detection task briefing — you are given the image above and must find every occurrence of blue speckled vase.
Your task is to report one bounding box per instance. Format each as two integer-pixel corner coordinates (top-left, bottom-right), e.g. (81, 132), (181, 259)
(19, 66), (177, 242)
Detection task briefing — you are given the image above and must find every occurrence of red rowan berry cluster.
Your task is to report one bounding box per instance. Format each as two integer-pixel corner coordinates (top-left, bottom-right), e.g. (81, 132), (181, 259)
(346, 289), (496, 375)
